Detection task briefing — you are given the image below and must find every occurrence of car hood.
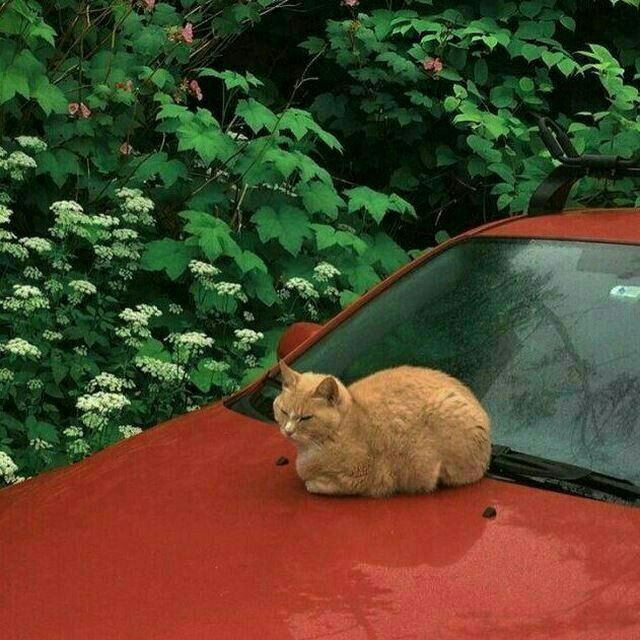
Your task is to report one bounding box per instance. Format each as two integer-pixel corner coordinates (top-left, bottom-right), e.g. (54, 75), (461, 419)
(2, 403), (640, 640)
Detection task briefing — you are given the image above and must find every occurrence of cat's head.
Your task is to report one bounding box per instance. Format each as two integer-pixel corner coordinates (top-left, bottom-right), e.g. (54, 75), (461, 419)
(273, 360), (351, 445)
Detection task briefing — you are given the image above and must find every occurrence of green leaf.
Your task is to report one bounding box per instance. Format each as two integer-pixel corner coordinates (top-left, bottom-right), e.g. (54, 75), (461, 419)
(36, 149), (79, 188)
(557, 58), (577, 76)
(311, 223), (368, 255)
(339, 290), (360, 308)
(199, 69), (263, 93)
(489, 85), (514, 108)
(436, 145), (458, 167)
(362, 233), (408, 273)
(244, 270), (278, 306)
(474, 58), (488, 85)
(234, 250), (268, 274)
(346, 187), (415, 223)
(252, 206), (311, 256)
(180, 211), (241, 261)
(177, 110), (235, 165)
(435, 230), (451, 244)
(518, 77), (535, 93)
(31, 77), (67, 115)
(298, 181), (345, 219)
(235, 98), (277, 134)
(141, 239), (194, 280)
(26, 416), (59, 444)
(560, 16), (576, 31)
(521, 43), (543, 62)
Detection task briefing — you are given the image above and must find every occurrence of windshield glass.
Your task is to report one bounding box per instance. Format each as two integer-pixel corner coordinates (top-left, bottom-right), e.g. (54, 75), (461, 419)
(232, 238), (640, 484)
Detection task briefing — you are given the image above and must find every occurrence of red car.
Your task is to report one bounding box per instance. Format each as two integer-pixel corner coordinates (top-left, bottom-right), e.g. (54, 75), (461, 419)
(2, 120), (640, 639)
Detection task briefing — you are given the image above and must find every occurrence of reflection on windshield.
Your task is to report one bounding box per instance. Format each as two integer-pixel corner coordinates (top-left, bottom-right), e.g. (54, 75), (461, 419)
(233, 239), (640, 484)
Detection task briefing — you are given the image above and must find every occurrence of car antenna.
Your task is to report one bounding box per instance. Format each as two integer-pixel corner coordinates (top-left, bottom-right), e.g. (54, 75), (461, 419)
(528, 115), (640, 216)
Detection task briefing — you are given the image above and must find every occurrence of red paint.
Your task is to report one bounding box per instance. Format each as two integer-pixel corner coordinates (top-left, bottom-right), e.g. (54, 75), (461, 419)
(276, 322), (322, 360)
(477, 208), (640, 244)
(3, 207), (640, 639)
(2, 404), (640, 639)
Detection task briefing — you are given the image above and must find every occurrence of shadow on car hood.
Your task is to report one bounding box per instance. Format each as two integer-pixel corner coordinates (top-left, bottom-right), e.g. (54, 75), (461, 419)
(2, 403), (640, 640)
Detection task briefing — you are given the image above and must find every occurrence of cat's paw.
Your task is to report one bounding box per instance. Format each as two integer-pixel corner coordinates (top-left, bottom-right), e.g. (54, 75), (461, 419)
(305, 479), (341, 495)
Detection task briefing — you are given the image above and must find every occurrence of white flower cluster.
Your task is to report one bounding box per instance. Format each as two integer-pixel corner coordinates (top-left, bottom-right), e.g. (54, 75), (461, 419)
(116, 304), (162, 347)
(77, 391), (131, 414)
(50, 201), (116, 242)
(88, 372), (135, 393)
(1, 337), (41, 359)
(168, 303), (183, 315)
(67, 438), (91, 457)
(0, 229), (28, 260)
(68, 279), (97, 304)
(76, 391), (131, 430)
(135, 356), (186, 382)
(203, 360), (230, 373)
(74, 345), (88, 357)
(233, 328), (264, 352)
(243, 311), (255, 322)
(244, 354), (258, 368)
(189, 260), (220, 279)
(23, 266), (43, 280)
(0, 204), (12, 224)
(0, 368), (14, 383)
(214, 281), (248, 302)
(118, 425), (142, 439)
(26, 379), (43, 392)
(168, 332), (214, 360)
(51, 258), (72, 272)
(42, 330), (63, 341)
(20, 236), (52, 254)
(283, 277), (319, 300)
(16, 136), (47, 153)
(0, 450), (23, 484)
(44, 279), (63, 295)
(0, 150), (37, 180)
(115, 187), (155, 225)
(305, 302), (319, 320)
(30, 438), (53, 451)
(63, 426), (83, 438)
(1, 284), (49, 314)
(313, 262), (341, 283)
(111, 228), (139, 241)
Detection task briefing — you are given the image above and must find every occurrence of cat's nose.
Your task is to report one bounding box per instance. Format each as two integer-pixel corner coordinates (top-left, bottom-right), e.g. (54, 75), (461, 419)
(284, 422), (295, 435)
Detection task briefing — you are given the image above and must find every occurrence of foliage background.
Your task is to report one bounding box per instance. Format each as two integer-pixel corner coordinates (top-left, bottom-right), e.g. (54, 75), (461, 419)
(1, 0), (639, 484)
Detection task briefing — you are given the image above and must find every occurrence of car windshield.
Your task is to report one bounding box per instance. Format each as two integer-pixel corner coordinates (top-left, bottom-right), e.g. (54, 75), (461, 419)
(232, 238), (640, 485)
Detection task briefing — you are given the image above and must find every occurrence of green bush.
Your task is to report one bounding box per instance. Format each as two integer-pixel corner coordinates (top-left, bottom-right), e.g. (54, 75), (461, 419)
(0, 1), (411, 484)
(295, 0), (640, 234)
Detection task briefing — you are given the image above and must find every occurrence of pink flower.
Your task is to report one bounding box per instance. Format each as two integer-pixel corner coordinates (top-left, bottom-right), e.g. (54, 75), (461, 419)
(181, 23), (193, 44)
(119, 142), (133, 156)
(115, 80), (134, 92)
(188, 79), (203, 101)
(342, 0), (359, 6)
(140, 0), (155, 10)
(68, 102), (91, 118)
(422, 57), (443, 73)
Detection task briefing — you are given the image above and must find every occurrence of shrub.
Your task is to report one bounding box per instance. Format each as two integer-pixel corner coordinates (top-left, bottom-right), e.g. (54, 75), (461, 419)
(291, 0), (640, 237)
(0, 1), (412, 484)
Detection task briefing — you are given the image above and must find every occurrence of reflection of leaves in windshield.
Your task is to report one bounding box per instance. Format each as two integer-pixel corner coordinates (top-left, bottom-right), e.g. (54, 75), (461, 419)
(342, 240), (557, 397)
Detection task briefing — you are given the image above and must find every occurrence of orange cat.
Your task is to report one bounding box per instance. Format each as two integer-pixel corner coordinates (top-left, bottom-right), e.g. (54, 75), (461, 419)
(274, 361), (491, 497)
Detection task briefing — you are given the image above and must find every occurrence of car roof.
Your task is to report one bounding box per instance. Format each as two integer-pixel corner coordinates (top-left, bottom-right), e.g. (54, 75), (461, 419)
(472, 208), (640, 244)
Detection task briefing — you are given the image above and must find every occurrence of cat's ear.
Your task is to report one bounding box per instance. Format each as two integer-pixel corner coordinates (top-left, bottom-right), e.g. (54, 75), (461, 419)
(279, 360), (299, 389)
(313, 376), (340, 405)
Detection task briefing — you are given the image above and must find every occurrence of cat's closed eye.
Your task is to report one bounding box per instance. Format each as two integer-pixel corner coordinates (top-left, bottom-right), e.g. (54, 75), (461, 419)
(300, 415), (313, 421)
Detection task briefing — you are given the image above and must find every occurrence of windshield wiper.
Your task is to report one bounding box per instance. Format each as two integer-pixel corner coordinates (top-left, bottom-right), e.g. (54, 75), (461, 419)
(489, 445), (640, 505)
